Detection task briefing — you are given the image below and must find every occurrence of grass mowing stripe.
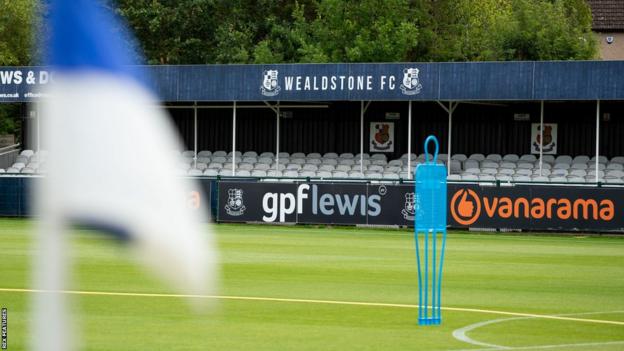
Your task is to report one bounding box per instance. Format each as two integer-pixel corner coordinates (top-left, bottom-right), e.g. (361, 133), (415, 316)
(3, 287), (624, 327)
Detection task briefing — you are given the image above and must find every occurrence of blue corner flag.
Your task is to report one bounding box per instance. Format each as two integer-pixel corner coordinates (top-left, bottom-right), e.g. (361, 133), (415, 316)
(414, 135), (448, 325)
(33, 1), (217, 350)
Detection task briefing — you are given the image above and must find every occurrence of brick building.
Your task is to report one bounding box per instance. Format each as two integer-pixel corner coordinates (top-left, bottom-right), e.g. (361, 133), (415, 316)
(588, 0), (624, 60)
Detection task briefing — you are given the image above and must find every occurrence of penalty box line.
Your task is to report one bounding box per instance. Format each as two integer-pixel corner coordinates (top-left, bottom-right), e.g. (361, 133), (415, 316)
(1, 287), (624, 327)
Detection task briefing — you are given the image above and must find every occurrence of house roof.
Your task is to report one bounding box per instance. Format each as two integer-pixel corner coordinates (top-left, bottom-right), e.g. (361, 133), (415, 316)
(588, 0), (624, 31)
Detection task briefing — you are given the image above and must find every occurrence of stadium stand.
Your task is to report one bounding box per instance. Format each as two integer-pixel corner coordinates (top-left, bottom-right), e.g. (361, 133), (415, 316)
(5, 149), (624, 184)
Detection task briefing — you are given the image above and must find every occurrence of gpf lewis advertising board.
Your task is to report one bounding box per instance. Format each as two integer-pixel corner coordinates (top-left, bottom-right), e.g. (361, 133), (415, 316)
(218, 182), (413, 225)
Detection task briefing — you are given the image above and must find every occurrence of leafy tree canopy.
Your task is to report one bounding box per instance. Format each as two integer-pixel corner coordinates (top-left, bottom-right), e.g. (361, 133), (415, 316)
(116, 0), (597, 64)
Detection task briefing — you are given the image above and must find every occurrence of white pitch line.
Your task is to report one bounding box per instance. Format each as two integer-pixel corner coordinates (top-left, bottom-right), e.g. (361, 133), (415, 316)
(452, 317), (513, 350)
(1, 287), (624, 327)
(452, 310), (624, 351)
(455, 340), (624, 351)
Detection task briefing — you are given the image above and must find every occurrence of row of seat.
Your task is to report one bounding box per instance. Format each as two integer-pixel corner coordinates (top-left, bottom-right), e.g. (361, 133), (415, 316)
(6, 149), (624, 184)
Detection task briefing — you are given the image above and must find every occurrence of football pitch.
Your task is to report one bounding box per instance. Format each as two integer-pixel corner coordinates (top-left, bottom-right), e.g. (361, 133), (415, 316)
(1, 219), (623, 350)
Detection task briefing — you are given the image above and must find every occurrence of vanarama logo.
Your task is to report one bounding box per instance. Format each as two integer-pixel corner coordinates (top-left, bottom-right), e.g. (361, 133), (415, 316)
(450, 188), (615, 225)
(450, 189), (481, 225)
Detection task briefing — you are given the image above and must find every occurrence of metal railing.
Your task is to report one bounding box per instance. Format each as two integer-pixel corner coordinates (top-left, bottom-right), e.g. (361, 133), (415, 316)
(0, 144), (20, 170)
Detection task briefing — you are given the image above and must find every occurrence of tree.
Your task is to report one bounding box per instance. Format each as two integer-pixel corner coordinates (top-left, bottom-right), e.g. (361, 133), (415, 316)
(116, 0), (219, 64)
(498, 0), (597, 60)
(427, 0), (513, 61)
(0, 0), (40, 137)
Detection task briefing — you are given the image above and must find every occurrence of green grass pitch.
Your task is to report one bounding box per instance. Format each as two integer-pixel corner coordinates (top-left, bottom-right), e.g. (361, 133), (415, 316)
(1, 218), (623, 350)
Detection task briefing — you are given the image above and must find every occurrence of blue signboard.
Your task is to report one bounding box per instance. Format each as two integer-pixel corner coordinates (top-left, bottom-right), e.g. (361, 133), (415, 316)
(2, 61), (624, 102)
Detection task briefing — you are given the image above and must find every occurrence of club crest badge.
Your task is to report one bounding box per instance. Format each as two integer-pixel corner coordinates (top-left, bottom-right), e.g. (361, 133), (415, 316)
(400, 67), (422, 96)
(261, 70), (281, 97)
(371, 122), (394, 152)
(225, 188), (246, 216)
(401, 192), (415, 221)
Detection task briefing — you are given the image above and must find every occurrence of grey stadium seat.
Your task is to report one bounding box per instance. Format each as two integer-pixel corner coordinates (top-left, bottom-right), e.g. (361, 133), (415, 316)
(238, 163), (254, 171)
(371, 154), (387, 161)
(20, 149), (35, 157)
(451, 154), (467, 162)
(610, 156), (624, 164)
(267, 170), (282, 177)
(532, 169), (551, 177)
(531, 176), (549, 182)
(464, 160), (479, 170)
(332, 171), (349, 178)
(482, 168), (497, 175)
(551, 169), (568, 177)
(567, 176), (585, 183)
(502, 154), (519, 162)
(590, 155), (608, 164)
(203, 169), (218, 176)
(317, 171), (333, 178)
(538, 155), (555, 164)
(286, 164), (302, 171)
(549, 176), (567, 183)
(572, 155), (589, 164)
(554, 155), (572, 165)
(461, 174), (479, 181)
(335, 165), (351, 172)
(496, 174), (513, 182)
(254, 163), (270, 171)
(468, 153), (485, 161)
(259, 152), (274, 158)
(382, 172), (400, 180)
(302, 164), (318, 171)
(486, 154), (502, 162)
(499, 162), (516, 169)
(511, 175), (530, 182)
(482, 161), (498, 169)
(588, 163), (606, 170)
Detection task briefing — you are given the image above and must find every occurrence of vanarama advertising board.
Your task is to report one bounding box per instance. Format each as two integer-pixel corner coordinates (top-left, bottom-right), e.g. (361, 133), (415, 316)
(447, 184), (619, 231)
